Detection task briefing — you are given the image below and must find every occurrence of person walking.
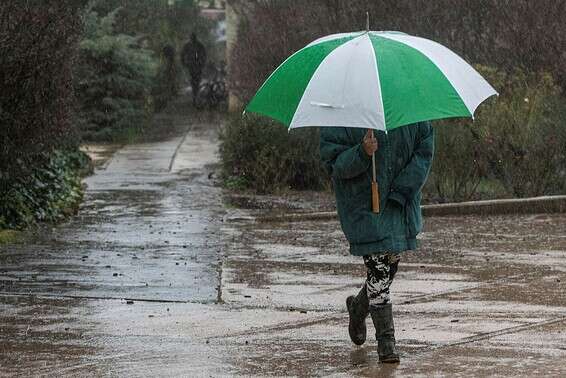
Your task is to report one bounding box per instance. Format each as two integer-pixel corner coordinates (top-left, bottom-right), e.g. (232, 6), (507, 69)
(319, 123), (434, 363)
(181, 33), (207, 105)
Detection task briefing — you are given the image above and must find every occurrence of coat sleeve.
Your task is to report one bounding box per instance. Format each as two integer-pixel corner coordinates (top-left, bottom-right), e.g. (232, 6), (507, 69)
(389, 122), (435, 206)
(319, 127), (371, 180)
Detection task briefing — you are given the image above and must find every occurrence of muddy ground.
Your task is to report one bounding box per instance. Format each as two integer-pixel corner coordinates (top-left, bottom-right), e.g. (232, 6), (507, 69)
(1, 114), (566, 377)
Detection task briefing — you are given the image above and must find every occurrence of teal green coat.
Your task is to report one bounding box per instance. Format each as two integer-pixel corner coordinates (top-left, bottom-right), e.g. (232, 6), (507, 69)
(319, 122), (434, 256)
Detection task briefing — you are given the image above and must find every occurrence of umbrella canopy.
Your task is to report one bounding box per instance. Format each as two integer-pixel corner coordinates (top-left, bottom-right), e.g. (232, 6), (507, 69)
(245, 31), (497, 131)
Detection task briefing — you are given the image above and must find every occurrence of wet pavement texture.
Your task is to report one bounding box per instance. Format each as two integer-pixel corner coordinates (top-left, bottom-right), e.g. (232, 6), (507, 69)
(222, 213), (566, 377)
(2, 124), (566, 377)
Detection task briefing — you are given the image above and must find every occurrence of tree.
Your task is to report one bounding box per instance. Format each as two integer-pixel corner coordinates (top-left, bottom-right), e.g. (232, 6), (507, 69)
(76, 7), (158, 140)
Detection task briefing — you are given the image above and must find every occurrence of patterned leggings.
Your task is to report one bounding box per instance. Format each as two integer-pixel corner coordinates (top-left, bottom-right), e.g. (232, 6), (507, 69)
(363, 253), (400, 308)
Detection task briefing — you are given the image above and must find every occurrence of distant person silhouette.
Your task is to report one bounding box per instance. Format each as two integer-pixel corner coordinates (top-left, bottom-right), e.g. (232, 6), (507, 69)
(182, 33), (207, 105)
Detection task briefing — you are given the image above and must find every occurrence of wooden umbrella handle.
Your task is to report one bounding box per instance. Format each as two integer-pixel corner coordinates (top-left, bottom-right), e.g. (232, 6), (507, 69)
(369, 129), (380, 213)
(372, 181), (380, 213)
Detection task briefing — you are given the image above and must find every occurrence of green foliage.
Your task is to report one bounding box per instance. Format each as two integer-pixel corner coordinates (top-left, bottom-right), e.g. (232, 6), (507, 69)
(92, 0), (212, 52)
(228, 1), (566, 201)
(426, 66), (566, 201)
(0, 230), (20, 245)
(219, 115), (327, 194)
(0, 2), (88, 231)
(222, 66), (566, 201)
(0, 150), (91, 230)
(0, 1), (82, 182)
(76, 7), (158, 141)
(224, 175), (250, 191)
(230, 1), (566, 104)
(425, 121), (486, 202)
(478, 68), (566, 197)
(90, 0), (214, 111)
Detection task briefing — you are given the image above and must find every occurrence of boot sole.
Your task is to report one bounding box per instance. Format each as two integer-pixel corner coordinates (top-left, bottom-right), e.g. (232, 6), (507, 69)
(379, 355), (400, 363)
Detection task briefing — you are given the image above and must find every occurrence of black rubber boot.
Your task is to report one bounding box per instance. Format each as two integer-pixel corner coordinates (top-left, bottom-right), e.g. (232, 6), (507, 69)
(369, 303), (400, 363)
(346, 285), (369, 345)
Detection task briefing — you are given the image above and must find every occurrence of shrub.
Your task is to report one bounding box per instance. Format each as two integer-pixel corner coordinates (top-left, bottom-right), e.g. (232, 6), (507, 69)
(226, 2), (566, 199)
(0, 1), (89, 230)
(0, 0), (88, 229)
(0, 150), (90, 230)
(425, 121), (488, 202)
(219, 115), (327, 193)
(76, 7), (158, 141)
(425, 66), (566, 201)
(0, 1), (83, 183)
(91, 0), (214, 110)
(229, 1), (566, 104)
(472, 68), (566, 197)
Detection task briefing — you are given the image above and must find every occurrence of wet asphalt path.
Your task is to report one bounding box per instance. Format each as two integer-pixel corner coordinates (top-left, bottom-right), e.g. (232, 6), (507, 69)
(221, 212), (566, 377)
(0, 124), (232, 376)
(1, 133), (222, 303)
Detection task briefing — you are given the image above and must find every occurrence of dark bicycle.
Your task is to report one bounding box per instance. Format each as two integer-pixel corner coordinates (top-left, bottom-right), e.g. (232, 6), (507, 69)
(195, 66), (227, 109)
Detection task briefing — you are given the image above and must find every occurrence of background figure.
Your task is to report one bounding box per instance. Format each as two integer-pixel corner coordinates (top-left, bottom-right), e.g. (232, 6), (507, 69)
(153, 44), (178, 112)
(182, 33), (207, 105)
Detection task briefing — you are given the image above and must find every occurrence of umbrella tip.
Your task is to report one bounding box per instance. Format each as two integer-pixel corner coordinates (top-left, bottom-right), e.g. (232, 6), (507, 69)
(366, 11), (370, 32)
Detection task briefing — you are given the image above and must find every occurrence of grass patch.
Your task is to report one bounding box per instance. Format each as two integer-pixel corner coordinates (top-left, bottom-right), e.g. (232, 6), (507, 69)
(0, 230), (21, 245)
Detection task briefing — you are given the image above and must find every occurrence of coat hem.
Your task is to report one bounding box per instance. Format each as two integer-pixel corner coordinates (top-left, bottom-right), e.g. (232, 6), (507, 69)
(349, 237), (417, 256)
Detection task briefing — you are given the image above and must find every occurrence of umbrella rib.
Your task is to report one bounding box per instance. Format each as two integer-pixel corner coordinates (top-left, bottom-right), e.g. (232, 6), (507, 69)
(288, 33), (367, 129)
(367, 34), (387, 132)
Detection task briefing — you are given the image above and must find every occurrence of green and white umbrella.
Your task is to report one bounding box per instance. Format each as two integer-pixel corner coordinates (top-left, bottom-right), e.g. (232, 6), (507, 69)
(245, 31), (497, 131)
(245, 29), (497, 213)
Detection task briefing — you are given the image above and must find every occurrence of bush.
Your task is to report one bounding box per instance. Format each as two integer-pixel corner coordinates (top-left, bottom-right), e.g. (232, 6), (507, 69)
(224, 65), (566, 200)
(425, 66), (566, 201)
(229, 1), (566, 103)
(0, 1), (83, 183)
(0, 149), (91, 230)
(219, 115), (327, 193)
(91, 0), (214, 111)
(76, 7), (158, 141)
(226, 2), (566, 199)
(474, 68), (566, 197)
(425, 121), (488, 202)
(0, 1), (89, 230)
